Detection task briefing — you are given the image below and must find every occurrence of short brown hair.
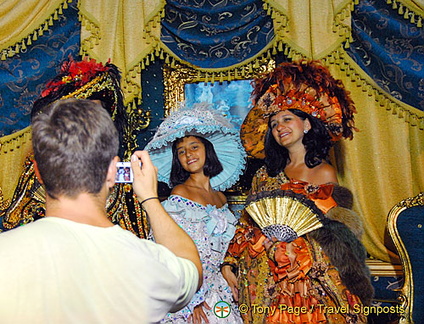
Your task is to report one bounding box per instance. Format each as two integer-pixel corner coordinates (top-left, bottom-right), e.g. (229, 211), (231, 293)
(32, 98), (119, 199)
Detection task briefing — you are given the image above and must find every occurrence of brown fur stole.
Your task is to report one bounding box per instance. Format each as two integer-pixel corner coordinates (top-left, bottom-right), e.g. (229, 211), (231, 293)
(308, 185), (374, 306)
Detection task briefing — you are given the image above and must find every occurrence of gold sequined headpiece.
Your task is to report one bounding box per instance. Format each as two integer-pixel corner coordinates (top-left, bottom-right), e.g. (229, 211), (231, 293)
(241, 60), (357, 159)
(60, 72), (120, 121)
(31, 57), (128, 157)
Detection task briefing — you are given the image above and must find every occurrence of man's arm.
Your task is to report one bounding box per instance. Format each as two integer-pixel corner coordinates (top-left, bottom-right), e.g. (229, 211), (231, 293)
(130, 151), (202, 289)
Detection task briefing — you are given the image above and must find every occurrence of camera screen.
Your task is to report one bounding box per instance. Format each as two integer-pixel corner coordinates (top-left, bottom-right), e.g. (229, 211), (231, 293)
(115, 162), (133, 183)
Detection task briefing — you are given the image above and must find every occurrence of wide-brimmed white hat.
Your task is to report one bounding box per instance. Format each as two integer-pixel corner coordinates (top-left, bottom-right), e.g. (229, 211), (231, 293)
(144, 103), (246, 191)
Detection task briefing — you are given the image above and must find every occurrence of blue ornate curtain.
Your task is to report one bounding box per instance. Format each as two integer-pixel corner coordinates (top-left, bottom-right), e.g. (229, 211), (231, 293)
(0, 1), (80, 136)
(161, 0), (274, 69)
(348, 0), (424, 112)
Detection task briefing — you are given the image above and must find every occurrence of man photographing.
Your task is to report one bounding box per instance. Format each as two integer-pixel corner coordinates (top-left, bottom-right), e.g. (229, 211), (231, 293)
(0, 98), (202, 323)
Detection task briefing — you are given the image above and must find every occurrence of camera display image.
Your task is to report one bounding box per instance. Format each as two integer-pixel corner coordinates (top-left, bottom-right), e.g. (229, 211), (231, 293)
(115, 162), (133, 183)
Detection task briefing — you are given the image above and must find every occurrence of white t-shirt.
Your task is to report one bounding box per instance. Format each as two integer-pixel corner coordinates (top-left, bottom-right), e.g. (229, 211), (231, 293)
(0, 217), (198, 324)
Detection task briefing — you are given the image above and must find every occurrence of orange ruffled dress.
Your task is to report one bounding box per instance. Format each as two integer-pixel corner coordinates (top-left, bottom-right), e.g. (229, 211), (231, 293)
(224, 166), (367, 324)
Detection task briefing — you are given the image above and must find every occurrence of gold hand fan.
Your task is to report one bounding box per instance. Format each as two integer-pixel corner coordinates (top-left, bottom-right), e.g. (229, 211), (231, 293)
(245, 189), (326, 242)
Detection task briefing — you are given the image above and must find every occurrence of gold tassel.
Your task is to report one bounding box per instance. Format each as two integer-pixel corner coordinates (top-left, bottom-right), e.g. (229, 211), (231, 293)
(404, 110), (410, 123)
(409, 114), (417, 126)
(403, 9), (409, 20)
(278, 41), (284, 52)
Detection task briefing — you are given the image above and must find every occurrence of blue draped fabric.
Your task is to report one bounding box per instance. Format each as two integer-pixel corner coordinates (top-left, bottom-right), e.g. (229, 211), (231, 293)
(348, 0), (424, 111)
(0, 1), (81, 137)
(161, 0), (274, 69)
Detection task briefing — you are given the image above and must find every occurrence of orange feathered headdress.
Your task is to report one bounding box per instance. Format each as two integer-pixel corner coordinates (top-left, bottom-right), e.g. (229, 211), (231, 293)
(240, 60), (357, 159)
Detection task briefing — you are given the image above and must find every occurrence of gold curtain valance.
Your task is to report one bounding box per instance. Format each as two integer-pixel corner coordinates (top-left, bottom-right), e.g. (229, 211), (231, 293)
(0, 126), (32, 202)
(265, 0), (354, 59)
(0, 0), (71, 60)
(78, 0), (165, 107)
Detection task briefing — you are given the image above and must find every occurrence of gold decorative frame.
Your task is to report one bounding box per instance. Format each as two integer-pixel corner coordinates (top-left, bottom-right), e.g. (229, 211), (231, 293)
(163, 59), (276, 193)
(387, 192), (424, 324)
(163, 59), (276, 115)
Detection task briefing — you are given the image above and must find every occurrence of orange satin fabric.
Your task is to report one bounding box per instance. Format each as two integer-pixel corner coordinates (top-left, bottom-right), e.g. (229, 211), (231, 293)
(281, 180), (337, 213)
(267, 238), (326, 323)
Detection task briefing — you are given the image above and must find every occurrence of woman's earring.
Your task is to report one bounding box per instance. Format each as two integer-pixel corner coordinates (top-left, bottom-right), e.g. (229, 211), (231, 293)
(304, 129), (309, 134)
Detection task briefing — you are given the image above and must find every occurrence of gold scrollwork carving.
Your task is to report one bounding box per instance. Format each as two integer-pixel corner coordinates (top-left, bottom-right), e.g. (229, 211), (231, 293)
(387, 192), (424, 324)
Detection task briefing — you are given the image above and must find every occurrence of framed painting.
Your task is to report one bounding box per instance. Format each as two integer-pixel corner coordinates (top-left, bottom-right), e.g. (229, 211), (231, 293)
(163, 60), (275, 128)
(163, 60), (276, 194)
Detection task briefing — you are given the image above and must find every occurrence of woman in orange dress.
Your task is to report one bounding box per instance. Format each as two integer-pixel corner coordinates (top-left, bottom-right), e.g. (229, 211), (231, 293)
(222, 61), (374, 324)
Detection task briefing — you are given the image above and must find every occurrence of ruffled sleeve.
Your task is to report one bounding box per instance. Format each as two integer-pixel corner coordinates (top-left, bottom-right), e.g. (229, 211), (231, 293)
(203, 204), (238, 254)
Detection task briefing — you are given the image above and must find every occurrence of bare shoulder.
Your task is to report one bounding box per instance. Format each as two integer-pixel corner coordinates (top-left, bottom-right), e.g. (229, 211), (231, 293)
(171, 184), (190, 196)
(312, 162), (338, 185)
(217, 191), (227, 205)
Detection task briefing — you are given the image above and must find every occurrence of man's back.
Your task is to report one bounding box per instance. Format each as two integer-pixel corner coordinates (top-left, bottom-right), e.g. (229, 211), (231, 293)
(0, 217), (198, 324)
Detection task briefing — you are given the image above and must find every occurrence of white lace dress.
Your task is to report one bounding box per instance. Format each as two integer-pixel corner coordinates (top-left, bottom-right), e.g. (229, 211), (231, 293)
(159, 195), (242, 323)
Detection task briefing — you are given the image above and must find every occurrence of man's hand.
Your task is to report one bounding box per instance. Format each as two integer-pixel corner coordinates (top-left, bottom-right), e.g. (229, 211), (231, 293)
(130, 151), (158, 202)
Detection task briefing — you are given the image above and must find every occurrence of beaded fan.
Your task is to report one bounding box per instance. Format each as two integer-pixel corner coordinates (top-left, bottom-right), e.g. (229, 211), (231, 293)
(245, 189), (326, 242)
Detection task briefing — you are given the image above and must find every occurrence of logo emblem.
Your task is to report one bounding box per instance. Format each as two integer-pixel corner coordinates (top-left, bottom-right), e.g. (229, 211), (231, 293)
(213, 301), (231, 318)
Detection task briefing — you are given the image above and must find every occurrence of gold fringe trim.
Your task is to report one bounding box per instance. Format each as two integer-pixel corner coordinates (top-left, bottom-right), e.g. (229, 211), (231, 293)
(160, 37), (276, 75)
(321, 46), (424, 130)
(0, 0), (73, 61)
(386, 0), (423, 27)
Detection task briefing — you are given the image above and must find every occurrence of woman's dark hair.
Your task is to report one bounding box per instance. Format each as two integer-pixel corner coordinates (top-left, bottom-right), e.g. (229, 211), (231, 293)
(264, 109), (333, 177)
(170, 135), (223, 187)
